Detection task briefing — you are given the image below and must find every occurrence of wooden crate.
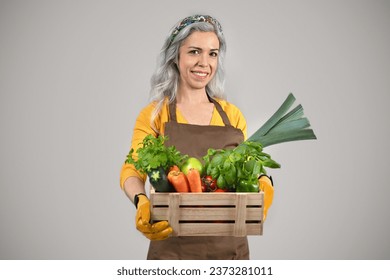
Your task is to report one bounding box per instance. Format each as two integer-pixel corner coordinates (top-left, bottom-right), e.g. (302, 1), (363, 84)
(150, 190), (264, 237)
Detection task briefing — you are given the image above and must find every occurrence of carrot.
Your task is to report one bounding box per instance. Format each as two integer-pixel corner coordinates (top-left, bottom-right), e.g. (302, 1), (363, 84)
(186, 168), (202, 193)
(169, 165), (180, 172)
(167, 170), (189, 192)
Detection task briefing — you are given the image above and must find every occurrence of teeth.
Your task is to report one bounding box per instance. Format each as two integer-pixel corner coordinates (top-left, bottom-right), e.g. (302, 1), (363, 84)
(193, 72), (207, 77)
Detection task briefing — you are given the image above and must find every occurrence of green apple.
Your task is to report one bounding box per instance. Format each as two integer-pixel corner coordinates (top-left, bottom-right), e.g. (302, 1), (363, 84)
(181, 157), (203, 175)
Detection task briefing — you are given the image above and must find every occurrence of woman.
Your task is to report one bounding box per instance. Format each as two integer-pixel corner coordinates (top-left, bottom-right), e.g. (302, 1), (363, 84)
(120, 15), (273, 259)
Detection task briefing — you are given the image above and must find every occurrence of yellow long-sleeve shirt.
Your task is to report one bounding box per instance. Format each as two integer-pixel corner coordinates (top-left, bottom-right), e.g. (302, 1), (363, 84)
(120, 98), (247, 189)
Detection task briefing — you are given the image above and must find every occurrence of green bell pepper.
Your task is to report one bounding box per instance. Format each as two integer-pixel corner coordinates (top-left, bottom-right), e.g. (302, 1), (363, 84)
(236, 179), (259, 192)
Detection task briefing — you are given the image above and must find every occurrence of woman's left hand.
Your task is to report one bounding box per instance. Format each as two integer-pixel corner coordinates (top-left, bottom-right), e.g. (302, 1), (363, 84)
(258, 175), (274, 222)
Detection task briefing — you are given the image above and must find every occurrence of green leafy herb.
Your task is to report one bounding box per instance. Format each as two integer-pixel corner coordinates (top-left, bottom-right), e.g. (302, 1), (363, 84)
(203, 141), (281, 190)
(125, 134), (187, 174)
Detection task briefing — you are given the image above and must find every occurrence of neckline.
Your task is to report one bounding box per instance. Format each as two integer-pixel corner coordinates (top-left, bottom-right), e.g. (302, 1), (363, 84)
(175, 103), (215, 125)
(168, 95), (232, 126)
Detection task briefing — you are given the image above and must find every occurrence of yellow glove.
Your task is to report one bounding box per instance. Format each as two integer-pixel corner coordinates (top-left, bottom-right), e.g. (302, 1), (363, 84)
(258, 175), (274, 222)
(135, 194), (173, 241)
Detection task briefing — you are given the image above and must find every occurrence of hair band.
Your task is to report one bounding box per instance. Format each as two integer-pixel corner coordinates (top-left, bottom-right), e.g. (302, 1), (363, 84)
(169, 15), (223, 45)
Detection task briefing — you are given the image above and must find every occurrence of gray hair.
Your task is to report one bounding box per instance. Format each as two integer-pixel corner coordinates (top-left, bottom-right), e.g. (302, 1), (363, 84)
(149, 20), (227, 129)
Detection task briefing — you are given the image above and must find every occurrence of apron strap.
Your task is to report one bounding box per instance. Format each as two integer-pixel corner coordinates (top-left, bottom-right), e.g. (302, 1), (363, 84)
(207, 95), (232, 126)
(168, 94), (232, 126)
(168, 100), (178, 122)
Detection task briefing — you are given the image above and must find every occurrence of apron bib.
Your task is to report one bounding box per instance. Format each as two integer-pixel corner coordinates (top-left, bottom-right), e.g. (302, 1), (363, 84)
(147, 96), (249, 260)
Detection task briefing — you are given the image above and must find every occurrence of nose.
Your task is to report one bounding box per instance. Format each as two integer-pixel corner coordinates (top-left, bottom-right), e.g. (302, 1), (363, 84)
(197, 53), (209, 67)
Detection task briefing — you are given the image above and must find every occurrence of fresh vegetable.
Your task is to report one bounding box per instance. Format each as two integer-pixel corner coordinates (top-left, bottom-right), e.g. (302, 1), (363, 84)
(186, 168), (202, 193)
(148, 167), (173, 192)
(181, 157), (203, 175)
(246, 93), (317, 147)
(236, 178), (259, 192)
(201, 175), (218, 192)
(215, 188), (228, 192)
(169, 165), (180, 172)
(203, 141), (280, 191)
(167, 170), (190, 192)
(125, 134), (188, 174)
(201, 183), (207, 192)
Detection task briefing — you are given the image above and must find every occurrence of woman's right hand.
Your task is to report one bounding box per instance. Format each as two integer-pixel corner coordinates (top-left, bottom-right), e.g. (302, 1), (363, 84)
(136, 194), (173, 240)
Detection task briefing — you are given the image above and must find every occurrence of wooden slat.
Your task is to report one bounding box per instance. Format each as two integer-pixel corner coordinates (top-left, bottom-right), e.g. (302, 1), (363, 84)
(234, 194), (247, 236)
(245, 223), (262, 236)
(151, 192), (263, 206)
(154, 207), (235, 220)
(151, 207), (262, 221)
(178, 223), (262, 237)
(167, 193), (180, 235)
(179, 223), (235, 236)
(252, 192), (264, 206)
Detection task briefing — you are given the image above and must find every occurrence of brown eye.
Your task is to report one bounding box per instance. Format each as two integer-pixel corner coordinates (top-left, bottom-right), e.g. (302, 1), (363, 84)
(210, 52), (218, 57)
(189, 50), (200, 55)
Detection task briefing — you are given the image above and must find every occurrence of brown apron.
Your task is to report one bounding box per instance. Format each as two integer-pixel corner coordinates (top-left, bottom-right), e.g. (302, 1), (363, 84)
(147, 96), (250, 260)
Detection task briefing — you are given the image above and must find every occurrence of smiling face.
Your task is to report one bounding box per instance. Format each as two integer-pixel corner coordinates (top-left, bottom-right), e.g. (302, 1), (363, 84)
(177, 31), (220, 92)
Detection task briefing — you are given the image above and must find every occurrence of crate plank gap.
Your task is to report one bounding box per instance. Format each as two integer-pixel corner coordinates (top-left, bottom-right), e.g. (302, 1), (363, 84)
(150, 189), (264, 237)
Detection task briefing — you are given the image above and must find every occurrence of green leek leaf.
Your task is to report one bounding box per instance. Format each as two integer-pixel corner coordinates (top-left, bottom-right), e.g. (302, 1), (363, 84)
(258, 129), (317, 147)
(246, 93), (317, 148)
(249, 93), (296, 139)
(269, 118), (311, 134)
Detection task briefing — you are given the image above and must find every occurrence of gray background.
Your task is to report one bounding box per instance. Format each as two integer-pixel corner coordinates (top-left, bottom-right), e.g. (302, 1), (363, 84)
(1, 0), (389, 259)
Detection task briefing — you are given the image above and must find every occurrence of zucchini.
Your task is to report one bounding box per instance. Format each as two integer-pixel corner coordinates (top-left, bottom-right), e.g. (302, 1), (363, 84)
(148, 167), (173, 192)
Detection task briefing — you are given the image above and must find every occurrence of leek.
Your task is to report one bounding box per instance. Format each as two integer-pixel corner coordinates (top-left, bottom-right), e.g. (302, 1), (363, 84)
(246, 93), (317, 147)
